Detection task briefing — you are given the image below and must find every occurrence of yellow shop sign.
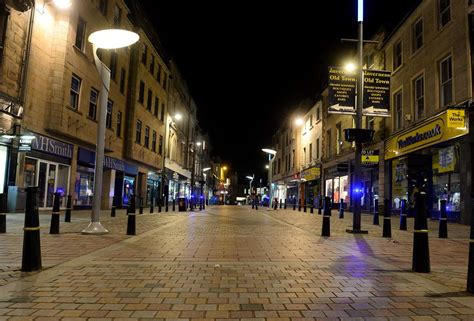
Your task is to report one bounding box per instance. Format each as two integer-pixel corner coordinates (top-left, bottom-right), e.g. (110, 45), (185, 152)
(385, 110), (468, 160)
(447, 109), (466, 128)
(301, 167), (321, 182)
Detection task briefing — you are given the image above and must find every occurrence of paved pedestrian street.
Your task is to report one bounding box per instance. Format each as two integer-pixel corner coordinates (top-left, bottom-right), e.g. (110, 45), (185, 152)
(1, 206), (474, 321)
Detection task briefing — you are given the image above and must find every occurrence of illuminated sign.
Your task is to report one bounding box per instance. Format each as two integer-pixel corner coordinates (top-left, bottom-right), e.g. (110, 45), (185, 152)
(385, 110), (468, 160)
(447, 109), (466, 128)
(362, 150), (379, 166)
(328, 67), (356, 115)
(301, 166), (321, 182)
(363, 70), (391, 117)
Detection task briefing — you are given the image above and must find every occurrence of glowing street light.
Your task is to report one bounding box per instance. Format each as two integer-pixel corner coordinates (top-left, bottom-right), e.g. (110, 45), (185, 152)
(294, 118), (304, 126)
(82, 29), (139, 235)
(344, 62), (357, 73)
(262, 148), (277, 210)
(174, 113), (183, 121)
(203, 167), (211, 172)
(53, 0), (72, 9)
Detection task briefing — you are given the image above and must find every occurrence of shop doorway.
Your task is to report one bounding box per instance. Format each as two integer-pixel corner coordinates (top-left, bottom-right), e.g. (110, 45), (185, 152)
(24, 157), (70, 209)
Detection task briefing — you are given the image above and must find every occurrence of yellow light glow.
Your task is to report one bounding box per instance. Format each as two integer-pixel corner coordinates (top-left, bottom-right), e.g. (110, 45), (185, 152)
(174, 113), (183, 121)
(223, 166), (228, 171)
(88, 29), (139, 49)
(344, 62), (357, 73)
(53, 0), (72, 9)
(294, 118), (304, 126)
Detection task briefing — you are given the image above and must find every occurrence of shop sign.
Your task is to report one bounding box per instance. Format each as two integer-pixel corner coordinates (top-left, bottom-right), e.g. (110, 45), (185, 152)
(301, 167), (321, 182)
(18, 137), (34, 152)
(328, 66), (356, 115)
(362, 150), (379, 166)
(433, 146), (456, 174)
(32, 134), (73, 159)
(447, 109), (466, 128)
(363, 70), (391, 117)
(385, 110), (469, 160)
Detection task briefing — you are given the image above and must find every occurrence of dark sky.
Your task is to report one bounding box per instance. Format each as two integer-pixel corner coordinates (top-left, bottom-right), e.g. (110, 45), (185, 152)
(138, 0), (417, 183)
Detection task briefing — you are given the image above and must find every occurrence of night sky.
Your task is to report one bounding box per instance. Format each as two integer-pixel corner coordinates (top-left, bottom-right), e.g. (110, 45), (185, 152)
(138, 0), (417, 183)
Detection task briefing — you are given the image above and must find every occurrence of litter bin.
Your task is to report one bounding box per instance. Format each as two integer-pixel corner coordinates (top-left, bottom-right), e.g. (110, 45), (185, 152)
(178, 197), (186, 212)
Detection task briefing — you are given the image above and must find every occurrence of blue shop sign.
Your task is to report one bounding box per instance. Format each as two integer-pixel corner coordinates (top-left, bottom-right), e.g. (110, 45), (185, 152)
(32, 134), (73, 159)
(78, 147), (137, 173)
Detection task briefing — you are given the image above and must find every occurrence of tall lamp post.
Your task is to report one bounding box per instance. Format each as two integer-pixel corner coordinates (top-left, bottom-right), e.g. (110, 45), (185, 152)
(294, 117), (304, 207)
(262, 148), (277, 210)
(82, 29), (139, 235)
(246, 175), (254, 204)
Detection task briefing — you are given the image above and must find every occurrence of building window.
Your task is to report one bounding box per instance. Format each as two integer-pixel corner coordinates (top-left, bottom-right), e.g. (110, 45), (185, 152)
(144, 126), (150, 148)
(316, 105), (321, 121)
(106, 100), (113, 129)
(109, 52), (117, 80)
(141, 44), (147, 65)
(99, 0), (108, 16)
(414, 75), (424, 120)
(88, 88), (98, 120)
(116, 111), (122, 137)
(156, 64), (162, 82)
(0, 6), (9, 64)
(113, 5), (121, 28)
(412, 18), (423, 53)
(292, 149), (295, 168)
(316, 138), (320, 160)
(394, 90), (403, 130)
(365, 53), (375, 69)
(309, 143), (313, 163)
(153, 97), (159, 117)
(159, 135), (163, 155)
(440, 56), (453, 107)
(439, 0), (451, 28)
(70, 74), (81, 110)
(160, 103), (165, 121)
(75, 17), (86, 51)
(135, 120), (142, 144)
(393, 40), (402, 70)
(119, 68), (126, 94)
(147, 89), (152, 111)
(151, 130), (157, 152)
(138, 81), (145, 104)
(150, 55), (155, 74)
(326, 129), (332, 158)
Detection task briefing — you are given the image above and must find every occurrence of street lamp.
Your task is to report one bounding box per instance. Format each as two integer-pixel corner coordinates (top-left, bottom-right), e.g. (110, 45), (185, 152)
(246, 175), (254, 206)
(293, 117), (305, 207)
(52, 0), (72, 9)
(262, 148), (276, 210)
(82, 29), (139, 235)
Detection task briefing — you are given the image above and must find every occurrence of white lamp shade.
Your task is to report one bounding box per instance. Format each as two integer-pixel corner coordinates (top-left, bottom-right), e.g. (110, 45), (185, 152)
(89, 29), (139, 49)
(262, 148), (277, 155)
(53, 0), (72, 9)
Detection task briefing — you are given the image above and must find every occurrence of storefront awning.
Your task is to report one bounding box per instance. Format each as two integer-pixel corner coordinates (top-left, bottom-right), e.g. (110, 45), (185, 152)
(165, 159), (191, 179)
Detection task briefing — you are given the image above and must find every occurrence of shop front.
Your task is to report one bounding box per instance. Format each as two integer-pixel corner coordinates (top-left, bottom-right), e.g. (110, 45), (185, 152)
(324, 163), (349, 208)
(360, 149), (380, 212)
(22, 133), (73, 209)
(385, 109), (468, 221)
(76, 147), (138, 208)
(301, 166), (321, 206)
(146, 171), (160, 207)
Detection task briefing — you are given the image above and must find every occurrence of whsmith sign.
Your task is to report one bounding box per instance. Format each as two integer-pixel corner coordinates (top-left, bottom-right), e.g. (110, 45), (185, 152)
(31, 134), (73, 159)
(385, 110), (468, 160)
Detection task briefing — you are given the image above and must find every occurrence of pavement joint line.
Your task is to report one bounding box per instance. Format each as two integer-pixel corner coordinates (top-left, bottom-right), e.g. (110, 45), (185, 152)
(260, 211), (460, 295)
(0, 213), (192, 302)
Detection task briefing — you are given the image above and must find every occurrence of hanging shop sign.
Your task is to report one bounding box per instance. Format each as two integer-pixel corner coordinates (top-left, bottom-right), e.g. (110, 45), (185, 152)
(301, 166), (321, 182)
(361, 149), (379, 166)
(362, 70), (391, 117)
(446, 109), (466, 128)
(385, 110), (469, 160)
(328, 66), (356, 114)
(18, 137), (34, 152)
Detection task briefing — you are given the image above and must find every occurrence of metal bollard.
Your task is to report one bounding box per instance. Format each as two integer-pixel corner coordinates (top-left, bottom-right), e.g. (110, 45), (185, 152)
(158, 197), (162, 213)
(139, 197), (144, 214)
(322, 196), (331, 237)
(110, 195), (116, 218)
(303, 200), (307, 213)
(65, 195), (72, 222)
(0, 193), (7, 233)
(310, 202), (314, 214)
(339, 199), (344, 219)
(373, 199), (379, 225)
(293, 198), (296, 211)
(400, 199), (407, 230)
(298, 199), (301, 212)
(284, 200), (287, 210)
(172, 199), (176, 212)
(412, 193), (430, 273)
(279, 199), (282, 209)
(165, 197), (169, 212)
(382, 199), (391, 238)
(318, 197), (322, 215)
(150, 196), (154, 214)
(127, 195), (136, 235)
(22, 187), (42, 272)
(439, 199), (448, 238)
(203, 198), (206, 210)
(274, 200), (278, 210)
(50, 192), (61, 234)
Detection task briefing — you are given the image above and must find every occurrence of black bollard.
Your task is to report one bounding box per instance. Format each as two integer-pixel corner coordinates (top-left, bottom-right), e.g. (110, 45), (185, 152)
(373, 199), (379, 225)
(150, 197), (154, 214)
(279, 199), (282, 209)
(139, 197), (144, 214)
(382, 199), (392, 238)
(127, 195), (136, 235)
(400, 199), (407, 230)
(203, 197), (206, 210)
(172, 198), (176, 212)
(322, 196), (331, 237)
(255, 200), (258, 210)
(199, 198), (203, 211)
(310, 202), (314, 214)
(64, 195), (72, 222)
(165, 197), (169, 212)
(298, 199), (301, 212)
(110, 195), (116, 218)
(304, 199), (307, 213)
(293, 198), (296, 211)
(284, 200), (287, 210)
(158, 197), (162, 213)
(0, 193), (7, 233)
(439, 199), (448, 238)
(22, 187), (42, 272)
(49, 192), (61, 234)
(318, 197), (322, 215)
(274, 199), (277, 210)
(339, 199), (344, 219)
(412, 193), (430, 273)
